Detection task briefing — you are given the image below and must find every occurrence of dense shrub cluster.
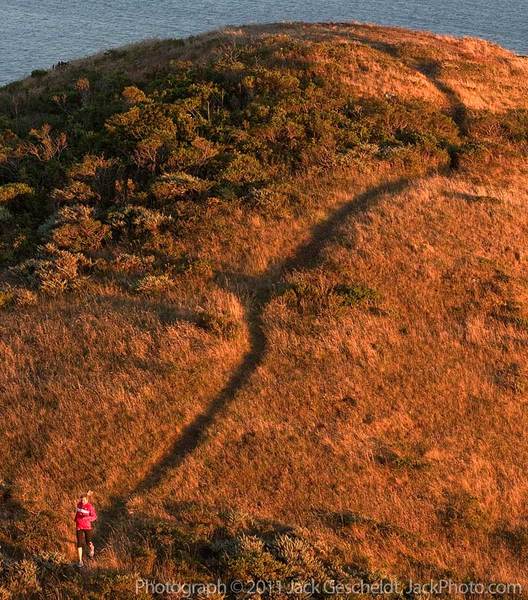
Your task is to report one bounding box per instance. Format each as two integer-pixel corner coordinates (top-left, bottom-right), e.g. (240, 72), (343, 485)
(0, 35), (465, 297)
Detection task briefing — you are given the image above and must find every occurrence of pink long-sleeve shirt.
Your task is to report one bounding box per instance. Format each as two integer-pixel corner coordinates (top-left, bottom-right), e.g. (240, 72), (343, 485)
(74, 501), (97, 530)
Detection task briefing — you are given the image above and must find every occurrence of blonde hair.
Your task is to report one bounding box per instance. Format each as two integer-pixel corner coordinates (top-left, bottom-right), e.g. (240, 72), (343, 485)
(80, 490), (94, 500)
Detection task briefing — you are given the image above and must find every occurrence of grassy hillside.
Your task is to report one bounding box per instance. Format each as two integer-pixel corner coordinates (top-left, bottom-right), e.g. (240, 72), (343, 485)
(0, 22), (527, 598)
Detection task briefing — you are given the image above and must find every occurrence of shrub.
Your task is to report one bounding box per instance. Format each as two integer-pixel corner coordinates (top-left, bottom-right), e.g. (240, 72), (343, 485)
(68, 154), (120, 183)
(134, 273), (175, 294)
(0, 207), (12, 222)
(245, 186), (289, 215)
(165, 137), (220, 171)
(132, 136), (165, 173)
(438, 491), (487, 531)
(130, 544), (158, 573)
(275, 534), (326, 580)
(285, 277), (337, 315)
(224, 535), (292, 582)
(22, 124), (67, 162)
(491, 300), (528, 330)
(6, 559), (40, 595)
(285, 272), (379, 315)
(173, 254), (213, 278)
(0, 289), (14, 309)
(122, 85), (149, 106)
(196, 309), (239, 338)
(66, 154), (123, 205)
(343, 97), (460, 151)
(51, 180), (98, 205)
(15, 250), (89, 294)
(222, 153), (265, 185)
(332, 283), (379, 306)
(494, 362), (524, 393)
(151, 172), (211, 202)
(218, 530), (337, 587)
(45, 205), (111, 253)
(75, 77), (90, 95)
(0, 585), (11, 600)
(0, 286), (37, 309)
(30, 69), (47, 78)
(374, 444), (427, 469)
(105, 104), (178, 147)
(0, 183), (34, 205)
(495, 526), (528, 558)
(34, 551), (68, 578)
(108, 205), (172, 238)
(113, 252), (155, 272)
(465, 110), (528, 164)
(222, 507), (254, 531)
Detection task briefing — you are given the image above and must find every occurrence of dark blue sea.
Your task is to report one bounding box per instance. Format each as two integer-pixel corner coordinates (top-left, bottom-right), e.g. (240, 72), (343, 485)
(1, 0), (526, 85)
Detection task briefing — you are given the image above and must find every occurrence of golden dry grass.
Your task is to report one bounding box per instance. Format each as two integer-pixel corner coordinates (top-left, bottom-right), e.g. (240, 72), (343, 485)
(141, 169), (528, 582)
(1, 21), (528, 598)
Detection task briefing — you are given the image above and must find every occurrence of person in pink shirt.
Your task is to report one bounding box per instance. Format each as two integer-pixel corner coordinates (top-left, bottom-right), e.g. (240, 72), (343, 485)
(74, 491), (97, 567)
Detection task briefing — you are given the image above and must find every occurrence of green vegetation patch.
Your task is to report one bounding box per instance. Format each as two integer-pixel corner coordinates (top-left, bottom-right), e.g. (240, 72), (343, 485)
(0, 34), (463, 299)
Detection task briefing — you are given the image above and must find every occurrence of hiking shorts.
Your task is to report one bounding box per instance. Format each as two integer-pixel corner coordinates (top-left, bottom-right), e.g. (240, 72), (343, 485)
(76, 528), (93, 548)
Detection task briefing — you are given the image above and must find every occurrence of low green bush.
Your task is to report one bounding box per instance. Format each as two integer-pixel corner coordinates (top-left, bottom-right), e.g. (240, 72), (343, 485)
(0, 206), (12, 223)
(44, 205), (111, 253)
(285, 273), (380, 315)
(332, 283), (379, 306)
(15, 250), (91, 294)
(30, 69), (47, 79)
(108, 205), (172, 238)
(494, 362), (524, 393)
(0, 286), (37, 309)
(438, 491), (488, 531)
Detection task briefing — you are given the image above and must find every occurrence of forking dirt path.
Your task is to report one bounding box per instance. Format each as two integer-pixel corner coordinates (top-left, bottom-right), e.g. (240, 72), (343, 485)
(96, 39), (469, 549)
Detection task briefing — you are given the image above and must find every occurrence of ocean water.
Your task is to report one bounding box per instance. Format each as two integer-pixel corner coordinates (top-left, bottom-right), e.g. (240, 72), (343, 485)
(0, 0), (526, 85)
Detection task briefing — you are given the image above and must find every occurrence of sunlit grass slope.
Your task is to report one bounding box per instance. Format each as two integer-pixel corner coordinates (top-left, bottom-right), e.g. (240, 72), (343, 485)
(0, 22), (527, 598)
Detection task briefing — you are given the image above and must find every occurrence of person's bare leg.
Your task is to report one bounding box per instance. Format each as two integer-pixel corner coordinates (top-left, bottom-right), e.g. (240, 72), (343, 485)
(88, 542), (94, 558)
(77, 545), (83, 566)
